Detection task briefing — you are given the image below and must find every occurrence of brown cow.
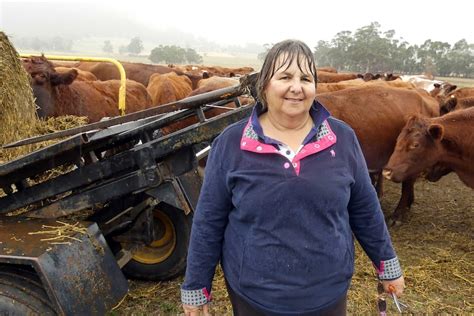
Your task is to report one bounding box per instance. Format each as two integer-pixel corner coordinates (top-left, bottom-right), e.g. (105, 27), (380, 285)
(158, 77), (253, 136)
(147, 72), (193, 106)
(317, 66), (337, 73)
(181, 65), (254, 77)
(317, 78), (416, 94)
(84, 61), (179, 86)
(190, 77), (253, 107)
(55, 66), (97, 81)
(440, 96), (474, 115)
(22, 56), (152, 122)
(383, 107), (474, 189)
(317, 71), (359, 83)
(316, 85), (439, 224)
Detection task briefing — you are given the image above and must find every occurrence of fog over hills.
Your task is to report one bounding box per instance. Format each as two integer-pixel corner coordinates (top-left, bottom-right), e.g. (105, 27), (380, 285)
(1, 2), (262, 53)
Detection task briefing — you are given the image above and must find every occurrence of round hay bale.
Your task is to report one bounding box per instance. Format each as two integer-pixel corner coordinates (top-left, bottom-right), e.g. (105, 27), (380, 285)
(0, 32), (39, 162)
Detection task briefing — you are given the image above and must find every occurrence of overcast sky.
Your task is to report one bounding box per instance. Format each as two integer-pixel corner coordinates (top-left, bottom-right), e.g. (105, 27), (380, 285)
(1, 0), (473, 48)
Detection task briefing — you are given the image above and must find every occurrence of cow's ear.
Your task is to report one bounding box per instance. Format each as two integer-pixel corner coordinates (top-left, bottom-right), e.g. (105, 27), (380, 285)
(428, 124), (444, 140)
(445, 84), (457, 94)
(433, 83), (441, 88)
(50, 69), (78, 86)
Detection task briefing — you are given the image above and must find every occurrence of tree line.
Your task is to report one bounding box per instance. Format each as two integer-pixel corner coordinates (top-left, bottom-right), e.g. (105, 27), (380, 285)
(259, 22), (473, 78)
(313, 22), (473, 77)
(103, 37), (203, 64)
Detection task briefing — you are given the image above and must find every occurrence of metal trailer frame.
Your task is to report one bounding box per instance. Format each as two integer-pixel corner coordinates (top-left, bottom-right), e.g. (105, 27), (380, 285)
(0, 73), (257, 314)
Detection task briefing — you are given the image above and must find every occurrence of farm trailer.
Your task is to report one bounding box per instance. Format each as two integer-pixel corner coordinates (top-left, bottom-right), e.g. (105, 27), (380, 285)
(0, 74), (256, 315)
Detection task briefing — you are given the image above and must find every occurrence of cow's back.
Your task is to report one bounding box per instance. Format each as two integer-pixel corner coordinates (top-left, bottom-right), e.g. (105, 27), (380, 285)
(54, 79), (151, 122)
(147, 73), (192, 106)
(93, 79), (152, 114)
(54, 81), (118, 122)
(89, 62), (176, 86)
(316, 85), (439, 171)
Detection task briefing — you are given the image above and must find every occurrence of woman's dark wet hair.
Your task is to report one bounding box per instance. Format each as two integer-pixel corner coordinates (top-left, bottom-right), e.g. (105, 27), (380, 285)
(256, 39), (317, 108)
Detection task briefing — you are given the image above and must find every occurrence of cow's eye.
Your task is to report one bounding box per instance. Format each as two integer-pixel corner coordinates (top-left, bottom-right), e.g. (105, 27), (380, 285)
(409, 143), (419, 150)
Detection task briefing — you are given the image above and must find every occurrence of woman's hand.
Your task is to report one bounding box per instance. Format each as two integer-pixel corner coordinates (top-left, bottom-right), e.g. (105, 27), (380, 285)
(182, 303), (210, 316)
(382, 275), (405, 297)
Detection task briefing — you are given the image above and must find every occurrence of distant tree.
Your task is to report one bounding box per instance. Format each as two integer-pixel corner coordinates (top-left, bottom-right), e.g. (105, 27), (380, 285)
(185, 48), (203, 64)
(127, 36), (144, 55)
(446, 39), (473, 77)
(258, 43), (272, 61)
(314, 40), (332, 67)
(149, 45), (190, 64)
(31, 37), (47, 51)
(118, 45), (128, 55)
(103, 40), (113, 53)
(48, 36), (73, 51)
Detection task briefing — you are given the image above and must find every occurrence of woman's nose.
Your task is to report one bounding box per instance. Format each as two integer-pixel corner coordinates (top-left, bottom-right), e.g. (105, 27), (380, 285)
(289, 79), (303, 93)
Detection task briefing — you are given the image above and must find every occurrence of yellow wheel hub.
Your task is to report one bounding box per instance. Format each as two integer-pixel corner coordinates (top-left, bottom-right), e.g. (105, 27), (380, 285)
(132, 210), (176, 264)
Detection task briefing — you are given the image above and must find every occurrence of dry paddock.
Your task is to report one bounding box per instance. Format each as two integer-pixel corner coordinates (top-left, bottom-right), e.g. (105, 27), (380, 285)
(112, 173), (473, 315)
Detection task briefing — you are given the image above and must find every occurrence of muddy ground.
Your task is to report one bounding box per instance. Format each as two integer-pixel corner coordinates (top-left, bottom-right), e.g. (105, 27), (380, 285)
(112, 173), (473, 315)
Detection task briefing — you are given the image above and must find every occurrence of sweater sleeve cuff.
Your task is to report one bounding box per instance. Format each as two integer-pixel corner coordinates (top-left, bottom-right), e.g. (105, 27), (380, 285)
(375, 257), (403, 280)
(181, 288), (212, 306)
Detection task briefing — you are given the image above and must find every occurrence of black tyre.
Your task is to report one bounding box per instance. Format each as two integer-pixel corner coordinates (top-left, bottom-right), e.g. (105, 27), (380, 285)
(0, 266), (56, 315)
(121, 204), (193, 281)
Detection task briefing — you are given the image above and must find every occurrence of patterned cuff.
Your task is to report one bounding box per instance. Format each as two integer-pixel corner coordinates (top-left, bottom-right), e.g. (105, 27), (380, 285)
(375, 257), (403, 280)
(181, 288), (212, 306)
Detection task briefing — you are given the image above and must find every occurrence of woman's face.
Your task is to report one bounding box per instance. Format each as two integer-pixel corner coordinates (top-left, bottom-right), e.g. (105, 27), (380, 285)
(264, 55), (316, 118)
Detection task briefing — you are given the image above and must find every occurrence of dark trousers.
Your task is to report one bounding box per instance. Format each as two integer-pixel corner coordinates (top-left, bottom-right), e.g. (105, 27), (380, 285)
(225, 279), (347, 316)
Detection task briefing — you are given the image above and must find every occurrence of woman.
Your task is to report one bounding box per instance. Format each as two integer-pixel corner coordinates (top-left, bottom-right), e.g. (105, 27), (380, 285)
(181, 39), (404, 316)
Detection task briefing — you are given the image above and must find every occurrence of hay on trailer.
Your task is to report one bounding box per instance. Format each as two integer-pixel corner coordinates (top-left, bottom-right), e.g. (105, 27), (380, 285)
(0, 33), (89, 165)
(0, 31), (38, 163)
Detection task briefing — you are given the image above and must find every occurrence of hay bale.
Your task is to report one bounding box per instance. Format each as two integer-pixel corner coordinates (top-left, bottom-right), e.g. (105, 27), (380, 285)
(0, 31), (38, 163)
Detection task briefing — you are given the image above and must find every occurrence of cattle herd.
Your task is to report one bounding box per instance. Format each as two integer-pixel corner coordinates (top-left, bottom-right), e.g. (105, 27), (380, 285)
(20, 56), (474, 225)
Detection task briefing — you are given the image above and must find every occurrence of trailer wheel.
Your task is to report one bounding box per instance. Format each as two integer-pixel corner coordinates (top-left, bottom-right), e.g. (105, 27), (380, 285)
(0, 267), (56, 315)
(122, 205), (193, 281)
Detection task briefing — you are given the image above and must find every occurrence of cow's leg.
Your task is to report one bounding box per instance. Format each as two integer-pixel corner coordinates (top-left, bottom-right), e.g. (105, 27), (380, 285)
(388, 177), (416, 226)
(370, 171), (384, 199)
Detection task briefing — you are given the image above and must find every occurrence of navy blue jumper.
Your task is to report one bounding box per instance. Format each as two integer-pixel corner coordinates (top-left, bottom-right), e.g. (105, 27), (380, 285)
(181, 101), (402, 314)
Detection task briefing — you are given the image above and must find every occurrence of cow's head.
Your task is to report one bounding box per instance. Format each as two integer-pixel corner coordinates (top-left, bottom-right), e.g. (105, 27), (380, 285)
(440, 95), (458, 115)
(383, 115), (444, 182)
(22, 56), (78, 118)
(384, 73), (400, 81)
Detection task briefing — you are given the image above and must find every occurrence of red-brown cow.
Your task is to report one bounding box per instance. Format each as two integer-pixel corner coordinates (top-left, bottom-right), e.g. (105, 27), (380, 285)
(159, 77), (253, 136)
(55, 66), (97, 81)
(317, 66), (337, 73)
(22, 56), (152, 122)
(181, 65), (254, 77)
(383, 107), (474, 189)
(316, 85), (439, 224)
(317, 79), (416, 94)
(147, 72), (193, 106)
(317, 71), (359, 83)
(84, 61), (179, 86)
(440, 96), (474, 115)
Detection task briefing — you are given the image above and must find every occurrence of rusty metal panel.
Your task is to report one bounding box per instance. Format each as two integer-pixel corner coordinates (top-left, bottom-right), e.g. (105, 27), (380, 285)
(0, 218), (128, 315)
